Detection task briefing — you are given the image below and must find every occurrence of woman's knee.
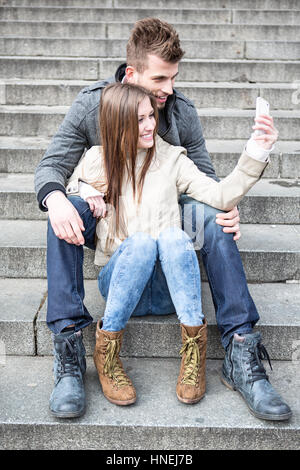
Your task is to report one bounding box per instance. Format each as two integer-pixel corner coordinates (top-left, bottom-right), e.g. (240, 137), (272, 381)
(159, 226), (190, 241)
(127, 232), (157, 261)
(158, 227), (191, 252)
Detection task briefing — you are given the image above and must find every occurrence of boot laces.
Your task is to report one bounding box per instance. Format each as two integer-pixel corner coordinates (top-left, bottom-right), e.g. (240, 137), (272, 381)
(103, 338), (131, 388)
(179, 332), (201, 386)
(246, 341), (273, 384)
(58, 337), (80, 378)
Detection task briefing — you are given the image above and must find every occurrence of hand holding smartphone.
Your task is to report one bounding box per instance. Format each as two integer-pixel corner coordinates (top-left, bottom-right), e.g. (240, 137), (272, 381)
(255, 97), (270, 136)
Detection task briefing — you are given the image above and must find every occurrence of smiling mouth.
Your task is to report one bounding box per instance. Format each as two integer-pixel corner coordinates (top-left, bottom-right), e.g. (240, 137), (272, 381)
(156, 95), (168, 103)
(141, 133), (153, 140)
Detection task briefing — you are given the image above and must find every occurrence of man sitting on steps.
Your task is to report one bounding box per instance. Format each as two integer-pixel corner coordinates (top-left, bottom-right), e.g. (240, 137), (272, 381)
(34, 17), (292, 421)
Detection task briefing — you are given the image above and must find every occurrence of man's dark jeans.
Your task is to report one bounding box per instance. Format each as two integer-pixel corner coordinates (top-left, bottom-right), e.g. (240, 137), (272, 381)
(46, 196), (259, 349)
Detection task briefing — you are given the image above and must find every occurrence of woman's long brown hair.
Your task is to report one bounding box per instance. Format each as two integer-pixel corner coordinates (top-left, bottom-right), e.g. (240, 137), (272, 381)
(99, 82), (158, 246)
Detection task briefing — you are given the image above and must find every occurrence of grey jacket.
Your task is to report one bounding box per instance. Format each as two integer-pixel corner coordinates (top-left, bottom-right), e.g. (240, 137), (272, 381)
(34, 63), (218, 211)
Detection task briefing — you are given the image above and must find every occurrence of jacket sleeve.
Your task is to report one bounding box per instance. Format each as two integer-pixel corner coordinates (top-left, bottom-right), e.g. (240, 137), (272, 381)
(34, 89), (92, 211)
(65, 146), (107, 196)
(176, 149), (268, 211)
(178, 100), (219, 182)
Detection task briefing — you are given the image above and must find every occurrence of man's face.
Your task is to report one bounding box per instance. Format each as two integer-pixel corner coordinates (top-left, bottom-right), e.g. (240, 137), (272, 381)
(126, 54), (179, 109)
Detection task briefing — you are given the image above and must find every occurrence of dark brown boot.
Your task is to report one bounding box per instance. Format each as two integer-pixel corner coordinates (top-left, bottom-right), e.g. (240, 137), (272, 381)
(93, 320), (136, 406)
(176, 319), (207, 404)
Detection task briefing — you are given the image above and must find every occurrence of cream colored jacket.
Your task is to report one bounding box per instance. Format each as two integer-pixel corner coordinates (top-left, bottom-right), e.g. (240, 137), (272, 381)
(66, 136), (268, 265)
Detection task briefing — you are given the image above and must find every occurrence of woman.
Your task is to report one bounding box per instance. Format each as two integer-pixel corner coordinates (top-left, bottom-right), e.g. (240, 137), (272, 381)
(66, 82), (274, 407)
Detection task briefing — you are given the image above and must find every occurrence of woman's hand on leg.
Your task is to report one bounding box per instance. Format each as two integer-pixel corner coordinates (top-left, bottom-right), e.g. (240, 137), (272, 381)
(86, 195), (107, 218)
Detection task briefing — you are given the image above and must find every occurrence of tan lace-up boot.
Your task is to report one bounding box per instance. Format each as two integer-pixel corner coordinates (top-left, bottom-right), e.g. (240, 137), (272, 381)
(176, 319), (207, 404)
(93, 320), (136, 406)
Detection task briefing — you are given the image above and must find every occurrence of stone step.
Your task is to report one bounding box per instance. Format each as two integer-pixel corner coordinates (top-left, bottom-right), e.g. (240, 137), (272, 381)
(1, 56), (299, 83)
(1, 6), (300, 25)
(5, 0), (300, 10)
(101, 58), (300, 84)
(1, 137), (299, 178)
(207, 139), (300, 179)
(198, 108), (300, 140)
(1, 174), (299, 224)
(0, 220), (299, 282)
(1, 278), (299, 360)
(1, 105), (299, 140)
(232, 9), (300, 25)
(1, 36), (300, 60)
(0, 356), (299, 450)
(0, 136), (50, 173)
(0, 7), (232, 23)
(1, 79), (300, 110)
(2, 21), (300, 41)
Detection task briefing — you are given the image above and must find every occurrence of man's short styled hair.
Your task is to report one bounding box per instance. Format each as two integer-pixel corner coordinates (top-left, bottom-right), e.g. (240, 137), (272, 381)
(126, 18), (185, 72)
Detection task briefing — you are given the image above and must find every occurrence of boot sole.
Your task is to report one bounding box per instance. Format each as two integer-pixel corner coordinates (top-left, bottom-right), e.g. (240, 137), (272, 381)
(220, 375), (292, 421)
(105, 396), (136, 406)
(176, 393), (205, 404)
(50, 406), (86, 419)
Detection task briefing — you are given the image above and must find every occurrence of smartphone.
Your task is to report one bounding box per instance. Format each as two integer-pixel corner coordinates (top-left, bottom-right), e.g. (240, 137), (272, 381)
(255, 97), (270, 136)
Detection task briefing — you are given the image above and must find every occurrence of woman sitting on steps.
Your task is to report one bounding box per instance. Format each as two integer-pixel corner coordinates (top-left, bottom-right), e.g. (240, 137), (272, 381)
(66, 82), (273, 407)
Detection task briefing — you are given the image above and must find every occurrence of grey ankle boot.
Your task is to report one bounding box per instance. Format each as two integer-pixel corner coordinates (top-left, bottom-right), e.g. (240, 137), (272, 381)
(50, 329), (86, 418)
(221, 331), (292, 421)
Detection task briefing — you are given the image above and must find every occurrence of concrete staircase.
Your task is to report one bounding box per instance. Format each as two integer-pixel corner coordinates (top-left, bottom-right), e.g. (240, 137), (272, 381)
(0, 0), (299, 450)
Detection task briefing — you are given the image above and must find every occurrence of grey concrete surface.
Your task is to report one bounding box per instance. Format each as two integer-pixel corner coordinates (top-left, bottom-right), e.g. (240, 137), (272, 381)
(0, 356), (299, 450)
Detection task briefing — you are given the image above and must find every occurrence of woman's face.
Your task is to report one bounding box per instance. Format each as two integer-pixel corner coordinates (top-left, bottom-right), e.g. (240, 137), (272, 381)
(137, 96), (156, 149)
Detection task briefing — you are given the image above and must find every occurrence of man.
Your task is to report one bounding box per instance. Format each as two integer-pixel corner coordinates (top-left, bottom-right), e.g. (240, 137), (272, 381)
(34, 18), (291, 421)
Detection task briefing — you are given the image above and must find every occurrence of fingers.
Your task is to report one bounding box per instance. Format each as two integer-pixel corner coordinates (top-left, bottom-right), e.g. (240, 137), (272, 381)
(88, 200), (95, 213)
(50, 213), (85, 246)
(48, 195), (86, 245)
(216, 215), (240, 228)
(251, 114), (278, 150)
(100, 198), (107, 217)
(253, 119), (278, 134)
(233, 229), (241, 241)
(253, 134), (277, 142)
(87, 196), (107, 218)
(221, 223), (241, 234)
(71, 217), (85, 245)
(52, 219), (85, 246)
(253, 114), (278, 141)
(216, 206), (239, 221)
(215, 207), (241, 239)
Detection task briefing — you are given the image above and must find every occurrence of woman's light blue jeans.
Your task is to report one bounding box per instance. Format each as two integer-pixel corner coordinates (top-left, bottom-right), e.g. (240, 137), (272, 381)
(98, 227), (204, 331)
